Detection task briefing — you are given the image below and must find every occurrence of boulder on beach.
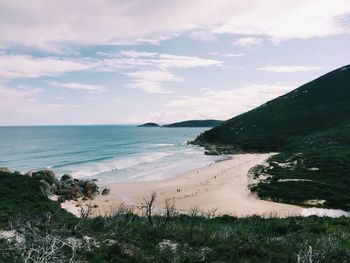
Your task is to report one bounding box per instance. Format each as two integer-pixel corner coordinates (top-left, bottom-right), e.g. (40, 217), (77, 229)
(85, 181), (99, 199)
(102, 188), (110, 195)
(24, 171), (33, 177)
(39, 179), (52, 197)
(60, 174), (73, 182)
(0, 167), (11, 173)
(32, 170), (56, 184)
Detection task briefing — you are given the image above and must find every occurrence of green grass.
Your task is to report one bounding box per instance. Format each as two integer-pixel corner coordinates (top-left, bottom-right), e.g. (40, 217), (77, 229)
(0, 171), (74, 228)
(0, 172), (349, 262)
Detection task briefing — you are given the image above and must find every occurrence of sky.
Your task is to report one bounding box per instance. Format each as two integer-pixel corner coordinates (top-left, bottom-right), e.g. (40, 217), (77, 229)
(1, 0), (350, 125)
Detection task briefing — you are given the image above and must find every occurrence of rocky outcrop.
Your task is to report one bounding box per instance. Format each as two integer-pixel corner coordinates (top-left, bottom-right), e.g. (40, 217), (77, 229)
(32, 170), (56, 184)
(29, 169), (100, 202)
(0, 167), (11, 173)
(101, 188), (110, 195)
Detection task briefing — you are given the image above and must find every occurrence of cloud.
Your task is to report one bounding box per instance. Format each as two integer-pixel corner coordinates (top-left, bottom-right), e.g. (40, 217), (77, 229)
(0, 54), (92, 79)
(213, 0), (350, 42)
(233, 37), (262, 46)
(164, 84), (296, 121)
(97, 51), (222, 93)
(48, 81), (106, 93)
(126, 70), (183, 93)
(258, 65), (322, 73)
(96, 51), (222, 71)
(120, 50), (158, 58)
(209, 52), (244, 57)
(0, 51), (221, 94)
(0, 85), (43, 116)
(0, 85), (87, 125)
(1, 1), (350, 51)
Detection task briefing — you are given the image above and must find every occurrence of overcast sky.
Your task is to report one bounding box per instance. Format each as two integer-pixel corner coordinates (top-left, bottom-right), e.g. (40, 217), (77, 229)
(1, 0), (350, 125)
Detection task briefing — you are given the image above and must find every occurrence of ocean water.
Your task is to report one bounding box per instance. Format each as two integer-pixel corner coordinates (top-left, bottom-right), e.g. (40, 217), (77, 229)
(0, 125), (220, 182)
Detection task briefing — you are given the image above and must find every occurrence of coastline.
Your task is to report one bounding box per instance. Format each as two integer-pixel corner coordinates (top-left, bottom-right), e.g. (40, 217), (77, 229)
(62, 153), (303, 217)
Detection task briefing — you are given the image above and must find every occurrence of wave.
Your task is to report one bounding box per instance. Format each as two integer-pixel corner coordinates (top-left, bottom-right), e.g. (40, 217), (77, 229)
(69, 152), (174, 178)
(51, 155), (115, 169)
(154, 143), (175, 147)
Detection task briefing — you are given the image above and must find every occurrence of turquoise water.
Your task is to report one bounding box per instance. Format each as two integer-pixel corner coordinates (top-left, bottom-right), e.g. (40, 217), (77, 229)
(0, 126), (219, 182)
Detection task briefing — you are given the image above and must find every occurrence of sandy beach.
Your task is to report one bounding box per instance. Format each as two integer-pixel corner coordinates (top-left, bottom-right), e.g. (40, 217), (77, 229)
(62, 153), (303, 217)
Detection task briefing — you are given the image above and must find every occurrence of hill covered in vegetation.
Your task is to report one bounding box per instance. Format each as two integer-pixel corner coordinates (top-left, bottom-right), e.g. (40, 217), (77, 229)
(1, 170), (349, 262)
(193, 65), (350, 210)
(163, 119), (224, 128)
(137, 123), (160, 127)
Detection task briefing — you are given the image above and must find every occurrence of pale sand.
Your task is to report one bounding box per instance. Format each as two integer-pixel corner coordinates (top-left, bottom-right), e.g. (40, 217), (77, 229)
(61, 153), (302, 217)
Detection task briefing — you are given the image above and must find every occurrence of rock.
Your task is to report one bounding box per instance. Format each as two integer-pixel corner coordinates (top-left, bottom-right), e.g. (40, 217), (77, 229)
(0, 167), (10, 173)
(32, 170), (56, 184)
(55, 189), (73, 200)
(77, 180), (88, 187)
(24, 171), (33, 177)
(39, 179), (52, 197)
(60, 174), (73, 182)
(57, 196), (66, 203)
(61, 183), (73, 190)
(85, 181), (99, 199)
(50, 183), (58, 193)
(101, 188), (110, 195)
(55, 188), (72, 195)
(72, 186), (82, 198)
(55, 181), (63, 189)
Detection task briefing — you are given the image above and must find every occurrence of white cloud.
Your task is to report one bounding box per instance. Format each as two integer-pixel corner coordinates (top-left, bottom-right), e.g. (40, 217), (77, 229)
(0, 51), (221, 94)
(258, 65), (322, 73)
(97, 51), (222, 93)
(209, 52), (244, 57)
(189, 29), (217, 41)
(213, 0), (350, 42)
(164, 84), (296, 121)
(96, 51), (222, 72)
(233, 37), (262, 46)
(0, 54), (92, 79)
(1, 0), (350, 51)
(120, 50), (158, 58)
(48, 81), (106, 93)
(0, 85), (88, 125)
(126, 70), (183, 93)
(0, 85), (43, 116)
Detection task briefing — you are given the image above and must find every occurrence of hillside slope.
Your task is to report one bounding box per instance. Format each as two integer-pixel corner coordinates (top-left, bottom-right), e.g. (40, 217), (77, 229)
(193, 65), (350, 152)
(193, 65), (350, 210)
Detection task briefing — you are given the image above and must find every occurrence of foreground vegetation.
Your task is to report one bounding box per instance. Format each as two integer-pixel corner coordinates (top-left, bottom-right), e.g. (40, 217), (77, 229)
(193, 66), (350, 210)
(1, 171), (350, 262)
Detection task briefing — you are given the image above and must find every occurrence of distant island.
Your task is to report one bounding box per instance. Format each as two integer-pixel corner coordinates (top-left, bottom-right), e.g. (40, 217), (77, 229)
(138, 119), (224, 128)
(137, 122), (160, 127)
(163, 119), (224, 128)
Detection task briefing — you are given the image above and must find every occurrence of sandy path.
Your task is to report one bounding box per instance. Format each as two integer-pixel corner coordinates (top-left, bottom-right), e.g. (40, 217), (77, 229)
(62, 153), (302, 217)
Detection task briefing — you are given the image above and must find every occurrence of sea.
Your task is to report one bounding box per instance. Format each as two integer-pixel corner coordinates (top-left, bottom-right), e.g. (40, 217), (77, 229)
(0, 125), (221, 182)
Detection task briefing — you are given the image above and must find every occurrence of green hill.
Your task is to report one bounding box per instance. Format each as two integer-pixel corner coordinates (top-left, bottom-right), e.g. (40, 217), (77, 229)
(137, 122), (160, 127)
(192, 65), (350, 210)
(163, 119), (223, 128)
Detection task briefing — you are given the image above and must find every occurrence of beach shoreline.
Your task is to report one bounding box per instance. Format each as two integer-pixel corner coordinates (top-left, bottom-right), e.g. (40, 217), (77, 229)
(62, 153), (304, 217)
